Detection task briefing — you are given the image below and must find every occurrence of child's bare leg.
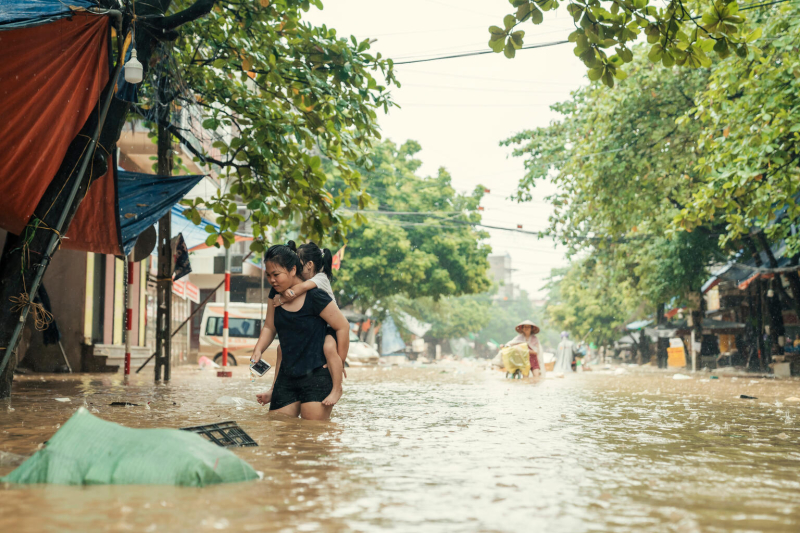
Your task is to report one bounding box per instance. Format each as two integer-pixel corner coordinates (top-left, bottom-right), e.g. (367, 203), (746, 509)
(322, 337), (343, 406)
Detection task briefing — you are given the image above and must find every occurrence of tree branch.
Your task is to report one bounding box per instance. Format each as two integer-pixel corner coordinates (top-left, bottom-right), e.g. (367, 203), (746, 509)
(152, 0), (217, 31)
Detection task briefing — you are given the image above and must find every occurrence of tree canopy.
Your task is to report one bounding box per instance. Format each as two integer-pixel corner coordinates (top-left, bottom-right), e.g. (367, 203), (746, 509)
(503, 48), (724, 307)
(329, 140), (492, 317)
(674, 6), (800, 256)
(135, 0), (398, 248)
(502, 3), (800, 343)
(543, 261), (640, 346)
(490, 0), (763, 87)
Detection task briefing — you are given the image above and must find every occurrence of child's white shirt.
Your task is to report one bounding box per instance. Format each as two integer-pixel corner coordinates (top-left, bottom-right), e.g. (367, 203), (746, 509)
(309, 272), (337, 306)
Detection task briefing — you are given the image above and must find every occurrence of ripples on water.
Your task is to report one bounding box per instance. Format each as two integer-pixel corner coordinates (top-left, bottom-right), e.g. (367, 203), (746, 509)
(1, 365), (799, 532)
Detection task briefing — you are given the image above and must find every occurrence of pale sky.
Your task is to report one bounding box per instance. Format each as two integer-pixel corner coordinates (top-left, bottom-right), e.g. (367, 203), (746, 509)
(307, 0), (587, 298)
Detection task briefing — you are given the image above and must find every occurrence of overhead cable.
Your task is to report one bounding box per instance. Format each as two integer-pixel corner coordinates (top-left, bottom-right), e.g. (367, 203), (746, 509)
(393, 40), (570, 65)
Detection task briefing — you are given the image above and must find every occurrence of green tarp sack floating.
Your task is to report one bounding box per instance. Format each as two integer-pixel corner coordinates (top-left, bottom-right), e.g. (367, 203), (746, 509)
(1, 408), (259, 487)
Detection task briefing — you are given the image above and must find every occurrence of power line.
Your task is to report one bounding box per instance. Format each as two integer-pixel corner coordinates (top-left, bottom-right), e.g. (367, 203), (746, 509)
(399, 68), (580, 86)
(393, 40), (570, 65)
(399, 83), (568, 95)
(740, 0), (797, 9)
(398, 102), (552, 107)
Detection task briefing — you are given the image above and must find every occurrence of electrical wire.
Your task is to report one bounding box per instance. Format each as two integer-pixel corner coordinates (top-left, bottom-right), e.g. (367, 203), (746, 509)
(393, 40), (570, 65)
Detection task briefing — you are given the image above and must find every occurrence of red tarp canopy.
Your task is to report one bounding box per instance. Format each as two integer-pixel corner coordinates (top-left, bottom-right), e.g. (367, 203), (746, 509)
(0, 13), (110, 236)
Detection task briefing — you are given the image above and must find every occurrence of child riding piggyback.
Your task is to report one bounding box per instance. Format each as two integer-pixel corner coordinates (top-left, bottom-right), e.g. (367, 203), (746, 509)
(273, 242), (346, 405)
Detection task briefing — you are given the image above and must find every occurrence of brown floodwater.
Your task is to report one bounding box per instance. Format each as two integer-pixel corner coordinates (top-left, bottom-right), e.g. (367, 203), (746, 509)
(2, 363), (800, 533)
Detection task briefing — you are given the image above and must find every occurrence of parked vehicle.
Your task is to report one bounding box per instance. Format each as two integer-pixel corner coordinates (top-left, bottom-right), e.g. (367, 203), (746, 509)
(199, 303), (379, 367)
(199, 303), (277, 367)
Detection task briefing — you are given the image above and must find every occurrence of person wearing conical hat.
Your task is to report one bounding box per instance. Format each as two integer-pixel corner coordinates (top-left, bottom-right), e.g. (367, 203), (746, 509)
(505, 319), (545, 378)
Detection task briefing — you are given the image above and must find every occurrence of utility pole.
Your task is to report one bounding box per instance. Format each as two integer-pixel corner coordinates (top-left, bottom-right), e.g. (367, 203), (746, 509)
(154, 91), (173, 381)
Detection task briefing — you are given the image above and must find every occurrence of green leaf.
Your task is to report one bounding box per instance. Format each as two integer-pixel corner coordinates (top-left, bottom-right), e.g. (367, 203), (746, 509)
(504, 14), (516, 30)
(602, 70), (615, 88)
(648, 43), (664, 63)
(205, 234), (219, 248)
(489, 37), (505, 53)
(587, 67), (603, 81)
(617, 46), (633, 63)
(516, 3), (532, 21)
(504, 40), (517, 58)
(530, 5), (544, 25)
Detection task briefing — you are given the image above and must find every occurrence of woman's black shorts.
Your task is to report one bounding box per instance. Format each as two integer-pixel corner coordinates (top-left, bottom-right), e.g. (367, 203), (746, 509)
(269, 366), (333, 410)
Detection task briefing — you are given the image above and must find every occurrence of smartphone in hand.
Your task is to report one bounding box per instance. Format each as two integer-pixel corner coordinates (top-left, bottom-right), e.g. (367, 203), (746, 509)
(250, 359), (271, 377)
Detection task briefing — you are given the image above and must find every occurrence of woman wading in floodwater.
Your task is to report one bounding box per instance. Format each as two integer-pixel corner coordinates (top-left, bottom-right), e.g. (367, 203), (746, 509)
(251, 242), (350, 420)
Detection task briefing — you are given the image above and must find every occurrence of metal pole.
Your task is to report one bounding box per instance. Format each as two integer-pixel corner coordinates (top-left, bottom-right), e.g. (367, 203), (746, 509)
(124, 254), (133, 378)
(218, 245), (232, 378)
(135, 252), (254, 373)
(154, 106), (173, 381)
(0, 13), (123, 378)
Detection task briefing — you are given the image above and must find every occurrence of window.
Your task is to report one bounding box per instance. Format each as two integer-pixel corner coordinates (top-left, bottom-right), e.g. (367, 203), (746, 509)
(205, 317), (261, 338)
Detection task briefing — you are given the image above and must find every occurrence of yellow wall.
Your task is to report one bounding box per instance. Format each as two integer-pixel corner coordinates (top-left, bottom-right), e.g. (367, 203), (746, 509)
(83, 253), (94, 343)
(139, 259), (147, 346)
(113, 258), (124, 344)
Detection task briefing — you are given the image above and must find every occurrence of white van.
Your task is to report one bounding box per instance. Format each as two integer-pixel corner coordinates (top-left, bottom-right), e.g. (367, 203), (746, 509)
(198, 302), (379, 367)
(199, 303), (278, 367)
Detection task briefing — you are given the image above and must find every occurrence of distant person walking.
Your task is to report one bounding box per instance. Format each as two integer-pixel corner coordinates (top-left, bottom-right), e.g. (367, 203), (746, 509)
(554, 331), (578, 376)
(506, 320), (545, 378)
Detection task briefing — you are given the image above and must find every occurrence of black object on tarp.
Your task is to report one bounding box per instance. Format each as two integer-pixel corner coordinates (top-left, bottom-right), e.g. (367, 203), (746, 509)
(180, 421), (258, 448)
(171, 233), (192, 281)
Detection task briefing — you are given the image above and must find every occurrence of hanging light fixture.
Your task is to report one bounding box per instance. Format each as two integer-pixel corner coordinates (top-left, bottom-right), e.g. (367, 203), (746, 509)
(124, 48), (143, 84)
(767, 288), (774, 298)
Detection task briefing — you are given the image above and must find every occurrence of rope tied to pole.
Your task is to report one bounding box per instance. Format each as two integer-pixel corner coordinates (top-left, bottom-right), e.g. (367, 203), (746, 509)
(9, 293), (54, 332)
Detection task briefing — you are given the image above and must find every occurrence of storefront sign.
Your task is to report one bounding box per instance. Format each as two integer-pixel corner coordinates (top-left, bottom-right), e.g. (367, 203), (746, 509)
(172, 279), (185, 298)
(184, 281), (200, 304)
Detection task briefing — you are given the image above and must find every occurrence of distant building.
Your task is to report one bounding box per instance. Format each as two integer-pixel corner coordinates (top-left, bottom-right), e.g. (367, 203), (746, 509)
(487, 253), (519, 301)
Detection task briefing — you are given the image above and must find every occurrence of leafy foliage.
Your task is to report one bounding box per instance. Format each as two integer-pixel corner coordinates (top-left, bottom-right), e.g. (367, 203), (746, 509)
(503, 49), (723, 306)
(543, 261), (640, 346)
(490, 0), (760, 87)
(144, 0), (398, 248)
(330, 140), (492, 316)
(503, 5), (800, 335)
(674, 6), (800, 256)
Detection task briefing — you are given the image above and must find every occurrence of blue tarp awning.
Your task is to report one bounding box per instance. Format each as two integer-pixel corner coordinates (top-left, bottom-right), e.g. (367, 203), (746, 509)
(0, 0), (98, 30)
(118, 171), (205, 255)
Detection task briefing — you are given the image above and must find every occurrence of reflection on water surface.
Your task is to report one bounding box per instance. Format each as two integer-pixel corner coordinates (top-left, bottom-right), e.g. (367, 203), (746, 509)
(2, 365), (799, 532)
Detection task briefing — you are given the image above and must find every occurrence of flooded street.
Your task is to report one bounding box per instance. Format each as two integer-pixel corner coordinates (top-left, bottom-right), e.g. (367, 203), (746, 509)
(2, 365), (800, 533)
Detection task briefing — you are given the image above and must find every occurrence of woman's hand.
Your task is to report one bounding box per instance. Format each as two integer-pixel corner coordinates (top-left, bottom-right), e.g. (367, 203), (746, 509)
(256, 389), (272, 406)
(251, 351), (262, 364)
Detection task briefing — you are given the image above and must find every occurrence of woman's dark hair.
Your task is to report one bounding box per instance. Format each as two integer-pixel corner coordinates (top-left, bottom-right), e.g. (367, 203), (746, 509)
(264, 240), (301, 274)
(297, 242), (333, 281)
